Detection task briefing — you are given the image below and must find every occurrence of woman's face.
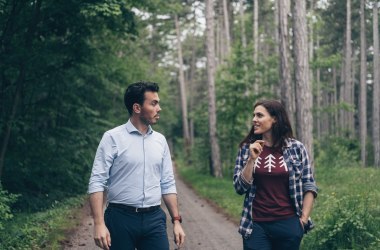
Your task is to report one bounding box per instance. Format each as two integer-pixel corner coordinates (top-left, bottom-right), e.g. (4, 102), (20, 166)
(252, 105), (276, 136)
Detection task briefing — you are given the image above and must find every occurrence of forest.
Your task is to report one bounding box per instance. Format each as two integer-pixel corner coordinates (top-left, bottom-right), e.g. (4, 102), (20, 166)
(0, 0), (379, 249)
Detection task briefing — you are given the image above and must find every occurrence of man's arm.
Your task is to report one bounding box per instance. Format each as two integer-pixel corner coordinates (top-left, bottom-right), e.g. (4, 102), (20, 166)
(162, 193), (186, 248)
(89, 192), (111, 250)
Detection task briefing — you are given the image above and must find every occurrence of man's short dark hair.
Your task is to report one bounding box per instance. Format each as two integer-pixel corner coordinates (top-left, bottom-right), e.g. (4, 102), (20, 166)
(124, 81), (160, 115)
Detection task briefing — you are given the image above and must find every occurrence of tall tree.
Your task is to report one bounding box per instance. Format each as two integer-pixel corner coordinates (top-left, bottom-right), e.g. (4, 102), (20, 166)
(292, 0), (314, 165)
(222, 0), (231, 56)
(359, 0), (367, 167)
(373, 2), (380, 167)
(278, 0), (294, 124)
(174, 14), (191, 154)
(344, 0), (354, 133)
(253, 0), (259, 92)
(205, 0), (222, 177)
(239, 0), (247, 49)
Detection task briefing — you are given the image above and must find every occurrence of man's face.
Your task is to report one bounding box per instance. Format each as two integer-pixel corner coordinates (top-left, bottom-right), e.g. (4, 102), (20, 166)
(139, 91), (161, 126)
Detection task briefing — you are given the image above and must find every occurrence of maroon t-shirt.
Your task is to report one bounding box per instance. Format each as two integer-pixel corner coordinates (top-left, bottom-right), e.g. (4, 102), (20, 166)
(252, 145), (295, 221)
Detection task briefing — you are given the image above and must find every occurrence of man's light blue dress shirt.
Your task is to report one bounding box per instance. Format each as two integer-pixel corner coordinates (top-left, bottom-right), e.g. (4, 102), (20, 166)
(88, 120), (177, 208)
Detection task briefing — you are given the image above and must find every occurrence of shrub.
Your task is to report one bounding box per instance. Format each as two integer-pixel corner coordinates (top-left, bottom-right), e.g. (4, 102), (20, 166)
(314, 135), (360, 168)
(303, 193), (380, 250)
(0, 185), (19, 231)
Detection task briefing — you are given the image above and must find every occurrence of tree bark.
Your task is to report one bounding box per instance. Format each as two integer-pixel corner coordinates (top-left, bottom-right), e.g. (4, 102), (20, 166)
(344, 0), (354, 134)
(222, 0), (231, 56)
(292, 0), (314, 166)
(373, 3), (380, 167)
(278, 0), (294, 125)
(174, 14), (191, 155)
(253, 0), (259, 93)
(239, 0), (247, 49)
(205, 0), (223, 177)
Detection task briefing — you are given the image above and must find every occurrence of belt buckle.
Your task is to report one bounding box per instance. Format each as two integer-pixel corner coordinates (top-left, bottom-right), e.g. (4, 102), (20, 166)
(135, 207), (139, 212)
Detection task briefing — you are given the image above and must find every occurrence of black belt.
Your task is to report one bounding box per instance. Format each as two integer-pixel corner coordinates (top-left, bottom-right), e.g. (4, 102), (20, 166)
(108, 203), (160, 213)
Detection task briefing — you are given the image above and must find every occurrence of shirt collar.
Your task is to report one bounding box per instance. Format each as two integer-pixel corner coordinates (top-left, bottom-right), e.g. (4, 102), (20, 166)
(126, 119), (153, 135)
(283, 138), (292, 148)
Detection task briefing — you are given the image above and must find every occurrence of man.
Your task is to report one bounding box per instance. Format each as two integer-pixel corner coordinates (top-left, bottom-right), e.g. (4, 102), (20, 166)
(88, 81), (185, 250)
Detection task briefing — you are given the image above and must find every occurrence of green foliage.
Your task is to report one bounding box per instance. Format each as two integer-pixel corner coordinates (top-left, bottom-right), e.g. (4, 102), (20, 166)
(0, 196), (86, 249)
(215, 43), (276, 176)
(0, 0), (173, 212)
(303, 194), (380, 250)
(302, 165), (380, 250)
(0, 185), (19, 231)
(314, 135), (360, 168)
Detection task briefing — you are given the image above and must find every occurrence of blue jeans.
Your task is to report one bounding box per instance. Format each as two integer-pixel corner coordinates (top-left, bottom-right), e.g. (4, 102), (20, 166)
(104, 205), (169, 250)
(243, 216), (304, 250)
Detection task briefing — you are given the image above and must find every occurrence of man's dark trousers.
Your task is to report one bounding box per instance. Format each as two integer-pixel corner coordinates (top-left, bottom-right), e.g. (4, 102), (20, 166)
(105, 205), (169, 250)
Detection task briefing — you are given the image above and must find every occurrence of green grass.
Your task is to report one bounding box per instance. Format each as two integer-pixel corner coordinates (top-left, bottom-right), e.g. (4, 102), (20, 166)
(1, 195), (87, 250)
(177, 160), (380, 250)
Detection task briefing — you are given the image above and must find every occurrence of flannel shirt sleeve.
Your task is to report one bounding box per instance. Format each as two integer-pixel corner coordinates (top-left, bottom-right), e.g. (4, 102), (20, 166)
(300, 143), (318, 198)
(233, 145), (252, 195)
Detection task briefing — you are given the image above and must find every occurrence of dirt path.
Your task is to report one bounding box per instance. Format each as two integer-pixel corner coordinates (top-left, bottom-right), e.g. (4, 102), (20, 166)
(64, 174), (243, 250)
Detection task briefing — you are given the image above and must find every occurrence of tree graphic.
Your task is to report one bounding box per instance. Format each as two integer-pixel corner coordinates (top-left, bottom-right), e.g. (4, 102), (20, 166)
(264, 154), (276, 172)
(279, 156), (288, 171)
(254, 157), (262, 173)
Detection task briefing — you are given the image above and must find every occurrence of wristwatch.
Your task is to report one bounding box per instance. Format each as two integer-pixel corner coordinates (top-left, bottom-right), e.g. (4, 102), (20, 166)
(171, 215), (182, 224)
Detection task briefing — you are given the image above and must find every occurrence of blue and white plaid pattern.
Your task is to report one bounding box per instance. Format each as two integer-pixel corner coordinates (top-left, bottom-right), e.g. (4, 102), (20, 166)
(233, 138), (318, 238)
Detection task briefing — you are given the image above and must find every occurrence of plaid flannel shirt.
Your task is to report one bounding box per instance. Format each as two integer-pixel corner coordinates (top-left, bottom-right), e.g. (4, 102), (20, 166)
(233, 138), (318, 239)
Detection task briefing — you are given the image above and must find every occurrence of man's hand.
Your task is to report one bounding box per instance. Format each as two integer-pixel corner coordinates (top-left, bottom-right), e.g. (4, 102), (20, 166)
(93, 223), (111, 250)
(173, 222), (186, 248)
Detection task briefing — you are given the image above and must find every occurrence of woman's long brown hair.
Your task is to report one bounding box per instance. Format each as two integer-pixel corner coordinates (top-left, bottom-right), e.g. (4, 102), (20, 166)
(239, 100), (294, 148)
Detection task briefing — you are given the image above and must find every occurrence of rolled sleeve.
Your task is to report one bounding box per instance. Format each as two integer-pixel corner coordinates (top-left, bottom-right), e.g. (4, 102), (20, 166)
(300, 143), (318, 198)
(88, 132), (117, 194)
(233, 146), (252, 195)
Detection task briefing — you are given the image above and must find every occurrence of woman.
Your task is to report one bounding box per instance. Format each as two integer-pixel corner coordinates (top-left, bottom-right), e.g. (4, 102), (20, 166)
(233, 100), (317, 250)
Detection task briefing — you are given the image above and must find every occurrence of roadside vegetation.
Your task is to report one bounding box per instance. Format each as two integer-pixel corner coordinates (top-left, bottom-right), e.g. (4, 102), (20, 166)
(0, 196), (86, 249)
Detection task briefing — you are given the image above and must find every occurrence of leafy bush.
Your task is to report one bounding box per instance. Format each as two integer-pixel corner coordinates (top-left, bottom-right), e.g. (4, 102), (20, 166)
(0, 196), (86, 249)
(303, 193), (380, 249)
(0, 185), (19, 231)
(314, 135), (360, 168)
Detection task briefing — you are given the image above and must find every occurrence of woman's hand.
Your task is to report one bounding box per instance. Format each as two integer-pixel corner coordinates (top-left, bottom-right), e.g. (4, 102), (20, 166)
(249, 140), (265, 159)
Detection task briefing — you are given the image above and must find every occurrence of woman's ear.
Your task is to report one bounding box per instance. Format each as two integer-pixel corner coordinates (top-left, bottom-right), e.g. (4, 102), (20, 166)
(133, 103), (141, 114)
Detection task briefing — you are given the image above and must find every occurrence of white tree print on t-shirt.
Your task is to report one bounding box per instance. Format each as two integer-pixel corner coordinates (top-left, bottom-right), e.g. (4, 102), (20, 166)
(279, 156), (288, 171)
(254, 154), (289, 173)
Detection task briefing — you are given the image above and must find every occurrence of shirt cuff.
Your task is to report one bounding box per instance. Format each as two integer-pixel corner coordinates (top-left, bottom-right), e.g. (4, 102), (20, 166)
(240, 173), (253, 185)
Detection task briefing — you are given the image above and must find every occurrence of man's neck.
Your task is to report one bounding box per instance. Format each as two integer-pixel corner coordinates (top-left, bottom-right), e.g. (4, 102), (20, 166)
(130, 116), (149, 135)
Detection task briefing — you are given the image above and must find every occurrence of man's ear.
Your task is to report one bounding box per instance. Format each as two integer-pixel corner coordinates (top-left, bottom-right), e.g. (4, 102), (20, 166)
(133, 103), (141, 114)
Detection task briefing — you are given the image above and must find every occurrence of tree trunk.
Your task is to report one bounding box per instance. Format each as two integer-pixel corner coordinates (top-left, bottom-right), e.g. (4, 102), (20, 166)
(222, 0), (231, 56)
(292, 0), (314, 166)
(373, 3), (380, 167)
(274, 0), (280, 96)
(239, 0), (247, 49)
(278, 0), (294, 125)
(188, 9), (198, 148)
(205, 0), (223, 177)
(344, 0), (353, 134)
(174, 14), (190, 155)
(332, 66), (338, 135)
(253, 0), (259, 93)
